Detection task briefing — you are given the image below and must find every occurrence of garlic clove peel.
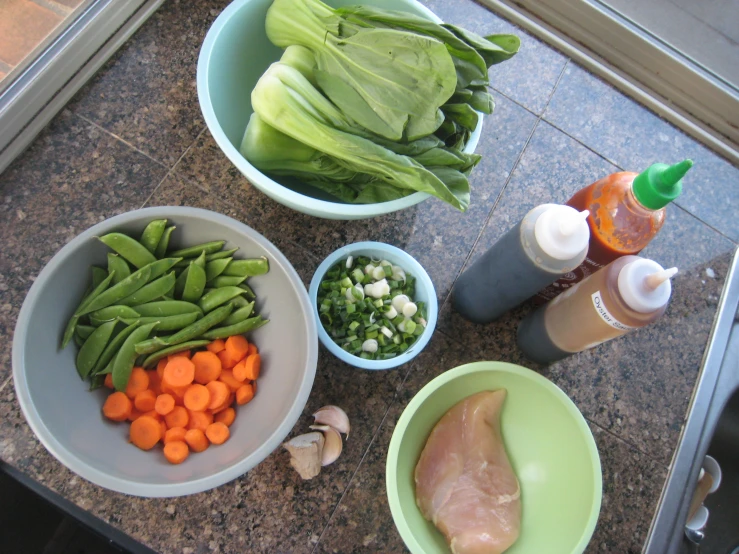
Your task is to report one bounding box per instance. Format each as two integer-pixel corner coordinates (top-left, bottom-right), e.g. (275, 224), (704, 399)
(313, 405), (351, 436)
(310, 424), (343, 466)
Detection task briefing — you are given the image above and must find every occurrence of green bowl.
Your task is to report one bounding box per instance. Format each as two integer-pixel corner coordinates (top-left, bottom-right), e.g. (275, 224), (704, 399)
(386, 362), (602, 554)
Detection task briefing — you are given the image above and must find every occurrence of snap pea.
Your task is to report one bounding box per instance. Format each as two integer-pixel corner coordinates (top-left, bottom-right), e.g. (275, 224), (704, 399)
(112, 322), (158, 391)
(239, 283), (256, 300)
(76, 325), (95, 339)
(76, 319), (118, 379)
(198, 286), (245, 313)
(200, 316), (268, 340)
(107, 253), (131, 285)
(162, 303), (234, 346)
(205, 258), (232, 282)
(77, 266), (151, 316)
(91, 266), (109, 289)
(169, 241), (225, 259)
(121, 312), (199, 332)
(139, 219), (167, 254)
(74, 333), (85, 348)
(154, 225), (176, 259)
(89, 374), (105, 391)
(162, 295), (174, 301)
(98, 232), (157, 268)
(174, 252), (205, 298)
(92, 320), (141, 374)
(61, 271), (115, 348)
(193, 250), (207, 269)
(223, 257), (269, 277)
(118, 271), (176, 307)
(134, 336), (169, 355)
(208, 275), (246, 287)
(134, 300), (202, 318)
(229, 294), (251, 309)
(182, 263), (206, 303)
(206, 248), (239, 261)
(144, 257), (182, 280)
(221, 302), (255, 326)
(141, 340), (211, 369)
(90, 305), (140, 323)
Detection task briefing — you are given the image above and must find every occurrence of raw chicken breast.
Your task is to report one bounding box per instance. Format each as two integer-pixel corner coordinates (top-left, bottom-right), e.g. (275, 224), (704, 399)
(415, 390), (521, 554)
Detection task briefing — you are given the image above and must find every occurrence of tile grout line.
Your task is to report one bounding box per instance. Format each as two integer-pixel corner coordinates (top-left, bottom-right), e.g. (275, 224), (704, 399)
(72, 113), (168, 170)
(585, 415), (670, 467)
(672, 203), (739, 246)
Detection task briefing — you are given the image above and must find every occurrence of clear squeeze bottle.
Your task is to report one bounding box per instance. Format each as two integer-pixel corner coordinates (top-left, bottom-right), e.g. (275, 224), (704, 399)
(535, 160), (692, 303)
(452, 204), (590, 323)
(518, 256), (677, 364)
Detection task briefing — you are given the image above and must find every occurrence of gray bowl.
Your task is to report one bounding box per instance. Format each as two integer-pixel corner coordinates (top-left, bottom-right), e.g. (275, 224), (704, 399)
(12, 207), (317, 497)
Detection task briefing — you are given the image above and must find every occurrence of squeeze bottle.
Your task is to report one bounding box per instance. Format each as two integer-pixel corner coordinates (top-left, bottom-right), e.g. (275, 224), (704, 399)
(452, 204), (590, 323)
(535, 160), (692, 302)
(518, 256), (677, 364)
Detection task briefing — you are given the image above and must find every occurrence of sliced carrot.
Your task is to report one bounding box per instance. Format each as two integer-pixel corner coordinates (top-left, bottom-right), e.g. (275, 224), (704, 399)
(205, 381), (230, 411)
(104, 373), (114, 389)
(205, 422), (230, 445)
(192, 351), (222, 384)
(164, 426), (187, 444)
(103, 392), (132, 422)
(184, 428), (209, 453)
(206, 339), (226, 354)
(134, 389), (157, 412)
(214, 407), (235, 427)
(243, 354), (261, 381)
(156, 358), (168, 379)
(183, 384), (211, 412)
(140, 409), (161, 421)
(130, 416), (162, 450)
(160, 419), (167, 438)
(124, 367), (150, 399)
(225, 335), (249, 363)
(236, 383), (255, 406)
(168, 350), (191, 361)
(212, 394), (234, 414)
(164, 440), (189, 464)
(147, 370), (162, 395)
(247, 343), (258, 357)
(155, 393), (175, 416)
(164, 405), (189, 429)
(162, 357), (195, 388)
(187, 410), (213, 432)
(127, 408), (143, 422)
(219, 369), (243, 392)
(232, 359), (248, 382)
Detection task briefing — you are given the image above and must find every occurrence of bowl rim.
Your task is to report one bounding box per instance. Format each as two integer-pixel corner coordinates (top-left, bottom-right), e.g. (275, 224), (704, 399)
(11, 206), (318, 497)
(385, 361), (603, 554)
(308, 241), (438, 370)
(195, 0), (483, 220)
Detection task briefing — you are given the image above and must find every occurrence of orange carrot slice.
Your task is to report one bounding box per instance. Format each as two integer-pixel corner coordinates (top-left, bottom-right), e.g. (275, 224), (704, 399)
(162, 357), (195, 388)
(103, 392), (132, 422)
(184, 428), (209, 453)
(130, 416), (162, 450)
(163, 440), (189, 464)
(205, 422), (230, 445)
(214, 407), (236, 427)
(192, 351), (222, 384)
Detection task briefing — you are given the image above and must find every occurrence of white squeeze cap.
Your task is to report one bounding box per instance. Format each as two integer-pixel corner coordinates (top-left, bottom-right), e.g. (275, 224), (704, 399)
(534, 206), (590, 261)
(618, 258), (678, 313)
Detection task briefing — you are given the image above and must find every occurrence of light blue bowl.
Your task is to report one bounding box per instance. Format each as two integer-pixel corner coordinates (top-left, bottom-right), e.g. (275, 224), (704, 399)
(196, 0), (483, 220)
(309, 242), (438, 370)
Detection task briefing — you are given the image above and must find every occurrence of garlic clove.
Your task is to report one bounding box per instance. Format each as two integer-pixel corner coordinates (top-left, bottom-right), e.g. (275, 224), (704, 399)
(313, 405), (351, 436)
(310, 424), (343, 466)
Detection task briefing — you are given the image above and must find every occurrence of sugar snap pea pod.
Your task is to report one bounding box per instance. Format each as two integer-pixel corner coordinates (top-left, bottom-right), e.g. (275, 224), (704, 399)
(91, 266), (109, 289)
(92, 320), (141, 374)
(61, 271), (115, 348)
(77, 266), (150, 316)
(208, 275), (246, 287)
(107, 253), (132, 285)
(174, 265), (189, 298)
(205, 258), (232, 282)
(154, 225), (176, 259)
(162, 303), (233, 346)
(239, 283), (256, 300)
(141, 340), (211, 369)
(112, 322), (159, 391)
(182, 263), (206, 303)
(99, 232), (157, 268)
(134, 336), (169, 355)
(174, 250), (209, 269)
(193, 250), (207, 269)
(121, 312), (199, 332)
(228, 294), (251, 309)
(221, 302), (255, 326)
(90, 305), (140, 322)
(140, 219), (167, 254)
(169, 241), (225, 259)
(207, 248), (239, 262)
(198, 286), (245, 313)
(74, 333), (85, 348)
(76, 319), (118, 379)
(89, 374), (105, 391)
(118, 271), (176, 307)
(76, 324), (95, 339)
(199, 316), (268, 340)
(134, 300), (202, 318)
(223, 257), (269, 277)
(144, 257), (182, 280)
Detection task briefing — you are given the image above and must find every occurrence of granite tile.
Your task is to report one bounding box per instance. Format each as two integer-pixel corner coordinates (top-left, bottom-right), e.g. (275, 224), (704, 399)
(143, 170), (215, 211)
(544, 63), (739, 241)
(68, 0), (230, 166)
(421, 0), (568, 114)
(176, 92), (537, 304)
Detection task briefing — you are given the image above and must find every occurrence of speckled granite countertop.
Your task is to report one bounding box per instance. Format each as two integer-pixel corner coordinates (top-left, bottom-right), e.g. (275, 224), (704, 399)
(0, 1), (737, 552)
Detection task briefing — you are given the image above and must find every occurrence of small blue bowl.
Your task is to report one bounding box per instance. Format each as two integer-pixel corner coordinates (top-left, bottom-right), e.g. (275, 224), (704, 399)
(309, 242), (438, 370)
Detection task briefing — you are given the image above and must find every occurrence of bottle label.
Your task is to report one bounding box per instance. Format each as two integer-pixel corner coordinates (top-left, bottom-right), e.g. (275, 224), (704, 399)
(591, 291), (637, 331)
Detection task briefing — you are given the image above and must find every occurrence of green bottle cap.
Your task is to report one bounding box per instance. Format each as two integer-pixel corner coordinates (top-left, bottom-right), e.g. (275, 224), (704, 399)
(632, 159), (693, 210)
